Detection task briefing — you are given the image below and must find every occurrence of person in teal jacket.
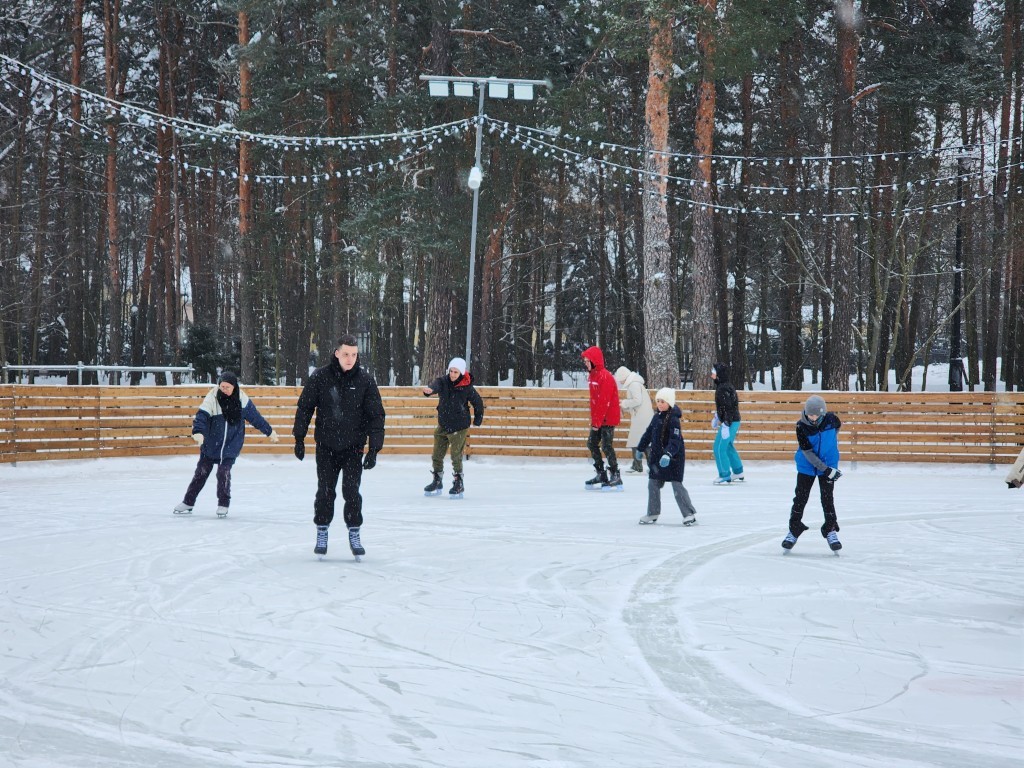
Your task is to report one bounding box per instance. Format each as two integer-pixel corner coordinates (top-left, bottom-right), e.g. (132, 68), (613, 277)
(173, 371), (278, 517)
(782, 394), (843, 553)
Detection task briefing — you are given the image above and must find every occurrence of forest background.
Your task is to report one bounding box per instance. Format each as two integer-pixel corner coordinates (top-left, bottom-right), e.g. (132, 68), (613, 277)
(0, 0), (1021, 392)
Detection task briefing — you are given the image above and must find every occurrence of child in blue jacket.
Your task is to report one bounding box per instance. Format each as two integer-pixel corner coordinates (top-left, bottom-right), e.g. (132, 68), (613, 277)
(782, 394), (843, 552)
(173, 371), (278, 517)
(636, 387), (698, 526)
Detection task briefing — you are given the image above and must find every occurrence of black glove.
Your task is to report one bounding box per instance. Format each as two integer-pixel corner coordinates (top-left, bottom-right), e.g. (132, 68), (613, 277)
(362, 450), (377, 470)
(823, 467), (842, 483)
(294, 440), (305, 461)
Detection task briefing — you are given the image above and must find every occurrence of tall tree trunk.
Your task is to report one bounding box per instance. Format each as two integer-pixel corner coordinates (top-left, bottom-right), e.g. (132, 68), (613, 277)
(66, 0), (87, 378)
(642, 11), (677, 388)
(823, 0), (859, 390)
(421, 0), (458, 383)
(779, 30), (804, 390)
(238, 11), (256, 382)
(690, 0), (718, 390)
(730, 72), (754, 387)
(987, 0), (1016, 389)
(103, 0), (124, 365)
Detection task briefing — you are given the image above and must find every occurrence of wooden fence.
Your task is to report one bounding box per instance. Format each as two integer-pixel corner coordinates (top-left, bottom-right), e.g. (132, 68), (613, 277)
(0, 385), (1022, 465)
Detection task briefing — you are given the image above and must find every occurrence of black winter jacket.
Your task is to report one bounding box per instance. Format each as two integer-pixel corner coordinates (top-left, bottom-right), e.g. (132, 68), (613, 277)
(637, 405), (686, 482)
(713, 363), (742, 425)
(425, 372), (484, 433)
(292, 358), (386, 452)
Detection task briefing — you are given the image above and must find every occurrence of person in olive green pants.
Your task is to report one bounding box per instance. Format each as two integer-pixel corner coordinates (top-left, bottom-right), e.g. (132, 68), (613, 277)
(421, 357), (484, 498)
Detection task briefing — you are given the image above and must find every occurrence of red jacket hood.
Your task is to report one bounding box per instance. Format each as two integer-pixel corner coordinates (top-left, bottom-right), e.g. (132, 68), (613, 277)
(581, 346), (606, 371)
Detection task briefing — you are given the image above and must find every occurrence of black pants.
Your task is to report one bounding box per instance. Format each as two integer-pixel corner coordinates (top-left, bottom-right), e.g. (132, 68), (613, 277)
(184, 455), (235, 507)
(789, 472), (839, 538)
(314, 445), (364, 528)
(587, 425), (618, 472)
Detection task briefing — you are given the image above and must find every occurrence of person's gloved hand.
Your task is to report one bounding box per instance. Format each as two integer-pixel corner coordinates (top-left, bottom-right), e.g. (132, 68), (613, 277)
(824, 467), (842, 482)
(294, 440), (305, 461)
(269, 430), (281, 443)
(192, 433), (204, 446)
(720, 424), (730, 440)
(362, 450), (378, 470)
(659, 454), (671, 468)
(711, 414), (720, 429)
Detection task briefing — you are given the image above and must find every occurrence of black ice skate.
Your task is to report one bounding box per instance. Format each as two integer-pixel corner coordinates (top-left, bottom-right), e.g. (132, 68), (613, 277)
(348, 527), (365, 561)
(424, 471), (443, 497)
(585, 467), (608, 490)
(601, 469), (624, 492)
(449, 473), (464, 500)
(781, 531), (798, 552)
(314, 525), (329, 558)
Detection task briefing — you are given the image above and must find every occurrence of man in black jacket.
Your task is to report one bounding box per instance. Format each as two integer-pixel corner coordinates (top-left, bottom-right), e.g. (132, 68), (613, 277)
(293, 334), (386, 558)
(421, 357), (484, 498)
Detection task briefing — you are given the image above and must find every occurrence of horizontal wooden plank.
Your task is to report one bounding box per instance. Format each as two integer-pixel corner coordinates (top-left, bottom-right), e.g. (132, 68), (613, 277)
(1, 384), (1022, 465)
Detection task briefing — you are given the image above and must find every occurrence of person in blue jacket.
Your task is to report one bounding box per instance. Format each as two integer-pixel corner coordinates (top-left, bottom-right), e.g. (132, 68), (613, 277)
(636, 387), (698, 526)
(173, 371), (278, 517)
(782, 394), (843, 552)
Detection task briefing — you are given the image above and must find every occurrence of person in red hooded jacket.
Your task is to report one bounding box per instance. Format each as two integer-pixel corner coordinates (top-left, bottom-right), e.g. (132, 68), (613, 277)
(581, 345), (623, 490)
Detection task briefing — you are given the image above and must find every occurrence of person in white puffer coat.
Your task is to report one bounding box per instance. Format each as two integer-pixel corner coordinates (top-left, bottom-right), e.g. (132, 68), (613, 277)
(614, 366), (655, 474)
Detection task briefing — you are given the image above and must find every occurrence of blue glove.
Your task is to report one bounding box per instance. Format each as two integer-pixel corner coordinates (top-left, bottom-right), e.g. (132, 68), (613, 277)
(720, 424), (730, 440)
(658, 454), (671, 468)
(824, 467), (842, 483)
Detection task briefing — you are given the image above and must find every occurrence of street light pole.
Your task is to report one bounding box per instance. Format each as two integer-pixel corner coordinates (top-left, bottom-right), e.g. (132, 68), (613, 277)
(420, 75), (549, 369)
(465, 85), (485, 367)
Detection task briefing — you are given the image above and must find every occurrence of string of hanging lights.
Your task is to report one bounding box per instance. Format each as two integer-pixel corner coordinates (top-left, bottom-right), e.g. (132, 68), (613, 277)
(1, 54), (1018, 211)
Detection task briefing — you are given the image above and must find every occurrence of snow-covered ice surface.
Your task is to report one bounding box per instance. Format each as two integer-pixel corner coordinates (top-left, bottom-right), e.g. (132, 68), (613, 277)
(1, 454), (1021, 768)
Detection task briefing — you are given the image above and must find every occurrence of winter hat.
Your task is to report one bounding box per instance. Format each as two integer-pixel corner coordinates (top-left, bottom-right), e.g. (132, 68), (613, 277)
(654, 387), (676, 407)
(614, 366), (630, 385)
(216, 370), (242, 424)
(804, 394), (827, 418)
(448, 357), (467, 375)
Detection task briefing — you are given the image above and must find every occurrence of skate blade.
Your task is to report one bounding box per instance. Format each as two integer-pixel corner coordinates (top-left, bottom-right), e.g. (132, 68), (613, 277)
(172, 509), (193, 516)
(216, 513), (228, 518)
(638, 519), (658, 525)
(448, 493), (464, 500)
(682, 519), (697, 526)
(352, 554), (363, 562)
(424, 490), (443, 497)
(600, 486), (624, 492)
(584, 485), (602, 491)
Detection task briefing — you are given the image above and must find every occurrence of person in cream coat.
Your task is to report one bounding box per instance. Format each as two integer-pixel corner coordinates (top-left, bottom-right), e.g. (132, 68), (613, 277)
(614, 366), (655, 474)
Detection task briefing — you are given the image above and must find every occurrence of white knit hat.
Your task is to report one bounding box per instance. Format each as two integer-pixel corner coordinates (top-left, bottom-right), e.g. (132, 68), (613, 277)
(448, 357), (467, 375)
(654, 387), (676, 406)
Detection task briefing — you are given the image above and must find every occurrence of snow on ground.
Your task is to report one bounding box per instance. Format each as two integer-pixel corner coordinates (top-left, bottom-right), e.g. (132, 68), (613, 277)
(0, 454), (1021, 768)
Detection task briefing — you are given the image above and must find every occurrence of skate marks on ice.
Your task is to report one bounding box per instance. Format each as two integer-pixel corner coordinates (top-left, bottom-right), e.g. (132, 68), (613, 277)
(622, 510), (1023, 768)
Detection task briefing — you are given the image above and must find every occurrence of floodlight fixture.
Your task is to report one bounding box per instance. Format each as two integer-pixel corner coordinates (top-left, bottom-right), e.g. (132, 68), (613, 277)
(452, 81), (475, 97)
(467, 166), (483, 190)
(513, 83), (534, 101)
(427, 80), (449, 97)
(487, 81), (510, 99)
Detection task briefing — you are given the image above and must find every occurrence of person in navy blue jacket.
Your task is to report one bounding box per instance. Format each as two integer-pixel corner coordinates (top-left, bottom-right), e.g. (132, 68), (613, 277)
(782, 394), (843, 552)
(173, 371), (278, 517)
(636, 387), (698, 526)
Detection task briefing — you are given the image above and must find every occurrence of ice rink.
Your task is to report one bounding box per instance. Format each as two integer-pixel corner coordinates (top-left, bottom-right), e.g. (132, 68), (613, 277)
(1, 453), (1020, 768)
